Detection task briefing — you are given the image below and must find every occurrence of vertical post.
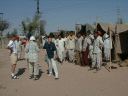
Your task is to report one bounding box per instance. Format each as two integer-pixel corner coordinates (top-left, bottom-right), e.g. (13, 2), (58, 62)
(115, 24), (121, 62)
(35, 0), (40, 36)
(0, 13), (4, 36)
(109, 26), (112, 71)
(35, 0), (41, 48)
(75, 24), (77, 36)
(37, 0), (40, 14)
(0, 13), (4, 48)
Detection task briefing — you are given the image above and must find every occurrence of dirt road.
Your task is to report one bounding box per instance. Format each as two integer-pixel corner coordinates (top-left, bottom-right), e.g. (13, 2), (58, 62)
(0, 49), (128, 96)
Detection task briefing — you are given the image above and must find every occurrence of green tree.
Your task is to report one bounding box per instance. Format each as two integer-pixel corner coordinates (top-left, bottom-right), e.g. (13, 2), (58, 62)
(40, 20), (46, 35)
(0, 20), (9, 36)
(21, 14), (46, 36)
(11, 28), (18, 35)
(21, 21), (27, 35)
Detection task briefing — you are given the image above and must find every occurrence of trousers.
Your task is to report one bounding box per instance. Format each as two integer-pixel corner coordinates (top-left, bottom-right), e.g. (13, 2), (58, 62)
(75, 51), (82, 65)
(104, 48), (110, 61)
(92, 53), (102, 69)
(29, 62), (39, 76)
(68, 49), (75, 62)
(57, 49), (64, 62)
(47, 58), (59, 78)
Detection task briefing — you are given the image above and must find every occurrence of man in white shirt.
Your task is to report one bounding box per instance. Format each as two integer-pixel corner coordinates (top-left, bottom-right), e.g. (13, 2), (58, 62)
(75, 33), (83, 65)
(82, 33), (91, 66)
(7, 35), (18, 79)
(67, 32), (76, 63)
(15, 36), (22, 60)
(57, 35), (65, 63)
(103, 33), (112, 62)
(63, 33), (69, 61)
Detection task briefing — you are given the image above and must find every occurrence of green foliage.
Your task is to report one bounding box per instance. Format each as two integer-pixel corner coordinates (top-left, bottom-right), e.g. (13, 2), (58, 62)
(40, 20), (46, 35)
(21, 14), (46, 36)
(0, 20), (9, 36)
(11, 28), (18, 35)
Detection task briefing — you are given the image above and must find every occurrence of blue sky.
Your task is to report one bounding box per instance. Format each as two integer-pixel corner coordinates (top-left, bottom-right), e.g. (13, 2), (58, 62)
(0, 0), (128, 33)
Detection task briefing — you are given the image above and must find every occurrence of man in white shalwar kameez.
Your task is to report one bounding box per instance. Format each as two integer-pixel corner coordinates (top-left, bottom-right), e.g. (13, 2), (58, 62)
(67, 33), (76, 63)
(57, 35), (65, 63)
(103, 33), (112, 62)
(75, 33), (83, 65)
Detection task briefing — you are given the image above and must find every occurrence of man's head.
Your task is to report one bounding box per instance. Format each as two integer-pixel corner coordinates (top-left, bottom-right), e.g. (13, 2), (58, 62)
(58, 35), (62, 40)
(48, 36), (52, 42)
(10, 35), (17, 41)
(97, 31), (102, 36)
(76, 33), (81, 38)
(94, 32), (98, 39)
(15, 36), (20, 41)
(86, 30), (91, 36)
(54, 35), (58, 39)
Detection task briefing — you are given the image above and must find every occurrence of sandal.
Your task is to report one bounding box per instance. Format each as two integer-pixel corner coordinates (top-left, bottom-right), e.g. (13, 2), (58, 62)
(34, 76), (38, 80)
(29, 75), (33, 79)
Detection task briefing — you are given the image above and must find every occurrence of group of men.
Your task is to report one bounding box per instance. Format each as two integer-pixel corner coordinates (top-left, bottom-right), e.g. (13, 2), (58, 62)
(44, 30), (112, 71)
(7, 35), (60, 80)
(7, 30), (112, 80)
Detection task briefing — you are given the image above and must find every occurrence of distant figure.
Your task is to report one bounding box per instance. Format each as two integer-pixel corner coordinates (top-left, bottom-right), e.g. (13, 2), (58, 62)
(91, 32), (103, 71)
(75, 33), (83, 65)
(82, 33), (91, 66)
(57, 35), (65, 63)
(67, 32), (76, 63)
(7, 35), (19, 79)
(103, 33), (112, 62)
(63, 33), (69, 61)
(43, 36), (59, 80)
(88, 33), (94, 65)
(15, 36), (22, 60)
(25, 36), (39, 80)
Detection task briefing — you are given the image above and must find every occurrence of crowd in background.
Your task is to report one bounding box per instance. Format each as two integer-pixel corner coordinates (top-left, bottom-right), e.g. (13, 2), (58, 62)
(43, 30), (112, 71)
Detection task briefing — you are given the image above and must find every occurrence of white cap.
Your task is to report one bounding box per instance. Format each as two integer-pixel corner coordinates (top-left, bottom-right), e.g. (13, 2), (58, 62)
(30, 36), (36, 41)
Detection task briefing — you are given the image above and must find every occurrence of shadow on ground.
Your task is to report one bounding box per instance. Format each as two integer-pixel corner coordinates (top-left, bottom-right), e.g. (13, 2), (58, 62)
(38, 69), (44, 79)
(16, 68), (26, 77)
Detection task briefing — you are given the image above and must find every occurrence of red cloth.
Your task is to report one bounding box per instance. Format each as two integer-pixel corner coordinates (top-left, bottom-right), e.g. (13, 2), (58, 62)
(21, 39), (28, 46)
(82, 46), (89, 66)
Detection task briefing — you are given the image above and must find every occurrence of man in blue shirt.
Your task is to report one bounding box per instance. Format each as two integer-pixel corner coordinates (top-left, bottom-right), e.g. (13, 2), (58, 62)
(43, 36), (59, 80)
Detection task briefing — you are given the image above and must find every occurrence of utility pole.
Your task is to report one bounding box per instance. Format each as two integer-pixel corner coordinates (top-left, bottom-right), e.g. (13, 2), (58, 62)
(117, 7), (123, 24)
(35, 0), (41, 37)
(36, 0), (40, 14)
(35, 0), (41, 47)
(0, 13), (4, 48)
(0, 13), (4, 36)
(0, 13), (4, 21)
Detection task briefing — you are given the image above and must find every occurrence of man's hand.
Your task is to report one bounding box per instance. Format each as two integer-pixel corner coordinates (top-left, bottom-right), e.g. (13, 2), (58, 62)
(54, 54), (57, 60)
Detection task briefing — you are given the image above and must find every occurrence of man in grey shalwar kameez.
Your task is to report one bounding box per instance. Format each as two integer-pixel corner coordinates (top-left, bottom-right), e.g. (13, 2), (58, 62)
(91, 32), (103, 71)
(25, 36), (39, 80)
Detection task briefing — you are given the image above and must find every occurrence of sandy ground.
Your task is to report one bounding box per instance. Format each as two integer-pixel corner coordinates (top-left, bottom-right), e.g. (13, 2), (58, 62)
(0, 48), (128, 96)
